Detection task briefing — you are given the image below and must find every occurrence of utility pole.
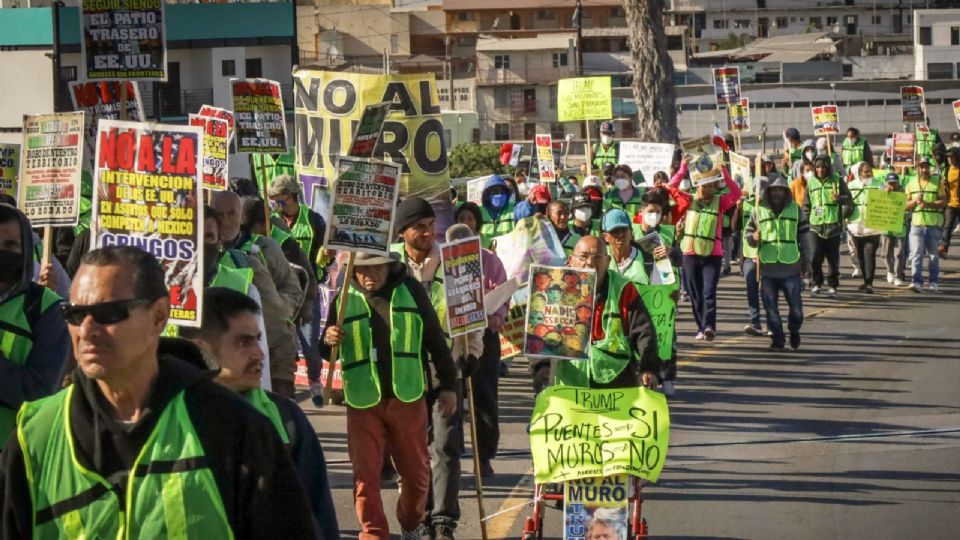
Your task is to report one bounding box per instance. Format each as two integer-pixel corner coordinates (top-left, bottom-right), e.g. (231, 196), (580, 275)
(574, 0), (583, 76)
(51, 1), (64, 112)
(446, 36), (455, 111)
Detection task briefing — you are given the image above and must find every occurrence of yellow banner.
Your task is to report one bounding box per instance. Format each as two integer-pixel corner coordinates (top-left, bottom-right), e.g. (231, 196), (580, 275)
(557, 77), (612, 122)
(292, 70), (450, 203)
(0, 143), (18, 194)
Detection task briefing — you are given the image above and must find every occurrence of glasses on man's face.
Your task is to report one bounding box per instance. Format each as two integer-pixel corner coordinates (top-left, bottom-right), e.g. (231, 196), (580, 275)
(573, 252), (607, 264)
(60, 298), (152, 326)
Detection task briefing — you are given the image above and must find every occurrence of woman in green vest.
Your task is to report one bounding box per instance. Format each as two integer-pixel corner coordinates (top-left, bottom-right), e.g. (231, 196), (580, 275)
(841, 127), (874, 170)
(846, 162), (886, 293)
(602, 164), (646, 219)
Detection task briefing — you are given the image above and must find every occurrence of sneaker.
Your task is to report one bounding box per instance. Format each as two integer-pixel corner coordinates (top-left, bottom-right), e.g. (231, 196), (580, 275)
(886, 272), (895, 284)
(309, 382), (324, 407)
(790, 333), (801, 350)
(703, 328), (716, 341)
(680, 291), (690, 303)
(744, 325), (764, 337)
(433, 523), (456, 540)
(770, 342), (786, 350)
(479, 459), (494, 478)
(694, 331), (706, 341)
(928, 283), (940, 292)
(662, 380), (676, 397)
(864, 285), (874, 294)
(857, 283), (867, 292)
(811, 285), (821, 294)
(852, 268), (861, 278)
(909, 283), (922, 293)
(894, 278), (904, 287)
(401, 524), (428, 540)
(827, 287), (838, 297)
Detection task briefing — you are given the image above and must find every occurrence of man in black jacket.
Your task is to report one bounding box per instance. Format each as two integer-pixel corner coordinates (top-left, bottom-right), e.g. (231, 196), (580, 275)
(0, 246), (317, 539)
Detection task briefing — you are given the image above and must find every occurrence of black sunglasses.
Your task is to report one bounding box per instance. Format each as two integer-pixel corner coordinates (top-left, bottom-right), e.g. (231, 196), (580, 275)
(60, 298), (153, 326)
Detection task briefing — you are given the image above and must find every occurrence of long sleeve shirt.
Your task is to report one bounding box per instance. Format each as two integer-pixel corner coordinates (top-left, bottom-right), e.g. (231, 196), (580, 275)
(670, 163), (742, 256)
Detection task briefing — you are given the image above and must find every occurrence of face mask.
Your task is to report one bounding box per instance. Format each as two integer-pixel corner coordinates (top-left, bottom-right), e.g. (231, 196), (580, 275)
(642, 212), (661, 228)
(489, 193), (510, 210)
(574, 208), (593, 222)
(804, 151), (815, 161)
(532, 204), (547, 215)
(0, 249), (24, 283)
(517, 182), (529, 196)
(804, 171), (814, 181)
(601, 135), (613, 145)
(614, 178), (631, 191)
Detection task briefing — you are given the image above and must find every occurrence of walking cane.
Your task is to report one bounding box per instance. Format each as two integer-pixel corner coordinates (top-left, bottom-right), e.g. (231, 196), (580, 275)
(755, 123), (767, 284)
(458, 336), (488, 540)
(323, 251), (356, 404)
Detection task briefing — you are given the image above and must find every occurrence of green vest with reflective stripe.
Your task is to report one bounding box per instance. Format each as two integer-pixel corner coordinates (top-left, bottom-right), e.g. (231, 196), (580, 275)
(210, 265), (254, 294)
(270, 225), (292, 248)
(243, 389), (290, 445)
(608, 248), (649, 286)
(558, 229), (582, 257)
(555, 271), (632, 387)
(602, 187), (645, 216)
(847, 179), (884, 224)
(916, 128), (939, 160)
(659, 224), (676, 248)
(0, 285), (61, 444)
(742, 198), (758, 259)
(479, 203), (515, 249)
(272, 205), (315, 260)
(568, 218), (601, 237)
(390, 243), (449, 343)
(592, 142), (619, 171)
(338, 283), (426, 409)
(73, 198), (92, 236)
(807, 174), (841, 226)
(757, 202), (801, 264)
(907, 176), (945, 228)
(841, 138), (866, 168)
(681, 197), (720, 256)
(789, 146), (804, 164)
(17, 386), (233, 539)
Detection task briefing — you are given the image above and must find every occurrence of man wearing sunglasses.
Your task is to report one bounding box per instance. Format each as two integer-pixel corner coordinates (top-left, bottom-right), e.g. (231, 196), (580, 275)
(1, 246), (318, 538)
(0, 204), (70, 447)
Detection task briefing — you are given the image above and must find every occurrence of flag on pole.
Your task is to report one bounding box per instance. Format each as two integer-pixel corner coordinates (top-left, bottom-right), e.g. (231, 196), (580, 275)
(712, 121), (730, 153)
(500, 143), (523, 166)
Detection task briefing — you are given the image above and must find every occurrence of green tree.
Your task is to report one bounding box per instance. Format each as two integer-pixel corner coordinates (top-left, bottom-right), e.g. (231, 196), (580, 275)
(448, 143), (507, 178)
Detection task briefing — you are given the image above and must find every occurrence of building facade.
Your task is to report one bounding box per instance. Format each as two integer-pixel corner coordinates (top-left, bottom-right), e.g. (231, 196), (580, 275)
(914, 9), (960, 81)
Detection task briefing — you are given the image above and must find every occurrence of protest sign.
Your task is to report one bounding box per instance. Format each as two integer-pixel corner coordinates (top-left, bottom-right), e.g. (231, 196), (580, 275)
(811, 105), (840, 136)
(188, 114), (229, 191)
(529, 142), (562, 181)
(197, 105), (236, 144)
(499, 304), (527, 359)
(529, 386), (670, 483)
(535, 134), (556, 182)
(347, 102), (391, 158)
(557, 77), (613, 122)
(440, 236), (487, 338)
(310, 183), (332, 228)
(637, 283), (679, 361)
(618, 142), (674, 187)
(92, 119), (203, 327)
(323, 156), (401, 256)
(70, 80), (144, 170)
(564, 475), (629, 540)
(712, 66), (741, 105)
(727, 98), (750, 133)
(466, 176), (487, 204)
(688, 152), (723, 186)
(900, 86), (926, 123)
(680, 136), (712, 155)
(18, 113), (84, 227)
(864, 189), (907, 235)
(524, 265), (596, 361)
(80, 0), (166, 80)
(892, 132), (916, 168)
(954, 99), (960, 130)
(232, 78), (287, 153)
(293, 70), (451, 204)
(728, 151), (752, 189)
(0, 143), (18, 194)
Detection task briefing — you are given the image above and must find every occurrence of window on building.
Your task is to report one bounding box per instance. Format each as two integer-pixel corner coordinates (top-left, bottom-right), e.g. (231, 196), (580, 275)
(871, 15), (882, 25)
(56, 66), (77, 112)
(756, 0), (766, 8)
(826, 16), (838, 26)
(245, 58), (262, 78)
(221, 59), (236, 77)
(494, 123), (510, 140)
(809, 17), (822, 29)
(549, 86), (557, 109)
(523, 122), (536, 140)
(552, 52), (568, 68)
(927, 62), (953, 80)
(459, 36), (476, 47)
(536, 10), (555, 20)
(550, 122), (564, 139)
(523, 88), (537, 113)
(734, 19), (750, 29)
(457, 12), (474, 21)
(775, 17), (788, 29)
(952, 27), (960, 46)
(494, 87), (509, 107)
(390, 34), (399, 54)
(713, 19), (728, 29)
(494, 54), (510, 69)
(610, 7), (625, 18)
(918, 26), (932, 46)
(842, 63), (853, 77)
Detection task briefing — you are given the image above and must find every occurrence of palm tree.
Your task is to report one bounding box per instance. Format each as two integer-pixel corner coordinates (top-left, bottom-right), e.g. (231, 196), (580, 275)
(622, 0), (678, 142)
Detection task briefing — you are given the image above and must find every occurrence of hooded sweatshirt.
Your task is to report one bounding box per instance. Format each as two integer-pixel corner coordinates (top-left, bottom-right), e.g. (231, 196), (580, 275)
(846, 161), (885, 237)
(480, 174), (515, 220)
(745, 178), (811, 278)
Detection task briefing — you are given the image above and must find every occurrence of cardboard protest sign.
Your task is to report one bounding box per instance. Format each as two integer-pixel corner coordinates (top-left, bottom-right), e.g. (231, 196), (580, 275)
(954, 99), (960, 130)
(557, 77), (613, 122)
(232, 78), (287, 153)
(688, 152), (723, 186)
(188, 114), (229, 191)
(680, 135), (712, 155)
(499, 304), (527, 359)
(197, 105), (236, 144)
(892, 132), (916, 168)
(712, 66), (741, 105)
(80, 0), (166, 80)
(728, 151), (752, 188)
(811, 105), (839, 136)
(564, 475), (629, 540)
(323, 156), (401, 256)
(900, 86), (926, 123)
(466, 176), (487, 204)
(293, 70), (451, 204)
(528, 142), (562, 181)
(348, 102), (391, 158)
(636, 283), (679, 361)
(70, 80), (144, 170)
(440, 236), (487, 338)
(0, 143), (18, 194)
(618, 142), (675, 187)
(530, 386), (670, 483)
(865, 189), (907, 235)
(18, 113), (84, 226)
(92, 120), (203, 326)
(727, 98), (750, 133)
(535, 134), (556, 182)
(524, 265), (596, 361)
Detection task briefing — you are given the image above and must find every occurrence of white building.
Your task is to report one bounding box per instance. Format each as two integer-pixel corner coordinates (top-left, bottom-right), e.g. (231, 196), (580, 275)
(914, 9), (960, 80)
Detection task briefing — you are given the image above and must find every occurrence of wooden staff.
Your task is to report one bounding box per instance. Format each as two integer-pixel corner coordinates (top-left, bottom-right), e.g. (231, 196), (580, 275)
(119, 83), (128, 121)
(459, 335), (488, 540)
(755, 123), (767, 284)
(584, 120), (592, 177)
(323, 251), (356, 403)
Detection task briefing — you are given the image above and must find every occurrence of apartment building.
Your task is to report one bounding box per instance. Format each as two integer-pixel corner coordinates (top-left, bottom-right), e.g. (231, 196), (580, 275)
(915, 9), (960, 80)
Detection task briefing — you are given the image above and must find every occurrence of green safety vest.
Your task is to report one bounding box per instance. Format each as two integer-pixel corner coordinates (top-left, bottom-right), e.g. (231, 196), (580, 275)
(659, 224), (676, 248)
(742, 197), (758, 259)
(841, 138), (866, 168)
(243, 388), (290, 445)
(555, 271), (632, 387)
(789, 146), (804, 164)
(916, 128), (939, 160)
(338, 282), (426, 409)
(607, 247), (649, 286)
(807, 174), (841, 226)
(847, 178), (884, 225)
(17, 386), (233, 539)
(270, 225), (292, 248)
(756, 202), (801, 264)
(389, 243), (449, 342)
(906, 176), (945, 228)
(602, 187), (645, 216)
(557, 229), (582, 257)
(479, 203), (515, 249)
(0, 285), (61, 444)
(272, 205), (315, 261)
(592, 142), (619, 171)
(680, 197), (720, 256)
(74, 198), (92, 236)
(210, 264), (254, 294)
(568, 218), (601, 237)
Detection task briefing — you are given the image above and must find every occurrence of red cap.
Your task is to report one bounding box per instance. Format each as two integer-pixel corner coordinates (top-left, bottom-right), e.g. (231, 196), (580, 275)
(529, 184), (551, 204)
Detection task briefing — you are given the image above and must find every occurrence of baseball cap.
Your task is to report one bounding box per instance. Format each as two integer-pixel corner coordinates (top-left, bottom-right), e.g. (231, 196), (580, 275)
(600, 121), (615, 134)
(885, 172), (900, 184)
(571, 193), (592, 209)
(266, 174), (301, 197)
(601, 209), (632, 232)
(917, 156), (931, 166)
(529, 184), (551, 204)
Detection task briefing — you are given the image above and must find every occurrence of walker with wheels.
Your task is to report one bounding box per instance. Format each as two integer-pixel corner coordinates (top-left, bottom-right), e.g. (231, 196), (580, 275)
(521, 476), (649, 540)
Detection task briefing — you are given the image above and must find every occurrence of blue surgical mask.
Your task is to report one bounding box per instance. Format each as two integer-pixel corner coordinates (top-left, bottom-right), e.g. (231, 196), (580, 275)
(489, 193), (510, 210)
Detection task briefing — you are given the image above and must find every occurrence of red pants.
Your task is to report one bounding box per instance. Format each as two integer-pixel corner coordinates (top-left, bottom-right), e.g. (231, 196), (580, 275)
(347, 397), (430, 540)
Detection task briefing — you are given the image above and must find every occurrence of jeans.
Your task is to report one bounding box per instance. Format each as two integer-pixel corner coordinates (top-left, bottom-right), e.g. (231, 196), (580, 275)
(298, 296), (323, 383)
(742, 258), (762, 329)
(852, 235), (881, 285)
(811, 234), (842, 288)
(909, 225), (942, 285)
(469, 329), (501, 461)
(425, 385), (463, 528)
(682, 254), (722, 332)
(761, 274), (804, 347)
(941, 206), (959, 251)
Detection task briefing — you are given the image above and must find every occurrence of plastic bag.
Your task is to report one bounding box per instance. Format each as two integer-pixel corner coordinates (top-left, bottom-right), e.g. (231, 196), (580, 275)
(493, 217), (567, 284)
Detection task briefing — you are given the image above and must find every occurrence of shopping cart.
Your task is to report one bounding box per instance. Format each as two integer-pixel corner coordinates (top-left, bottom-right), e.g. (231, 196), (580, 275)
(521, 476), (649, 540)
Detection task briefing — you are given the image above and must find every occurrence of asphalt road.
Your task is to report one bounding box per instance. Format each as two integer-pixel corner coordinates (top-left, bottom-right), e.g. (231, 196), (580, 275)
(303, 247), (960, 540)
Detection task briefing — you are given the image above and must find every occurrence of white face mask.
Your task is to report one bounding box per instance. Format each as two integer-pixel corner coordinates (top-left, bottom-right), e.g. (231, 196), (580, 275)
(804, 170), (814, 181)
(642, 212), (661, 227)
(574, 208), (593, 222)
(601, 135), (613, 145)
(517, 182), (529, 196)
(804, 151), (815, 161)
(614, 178), (631, 191)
